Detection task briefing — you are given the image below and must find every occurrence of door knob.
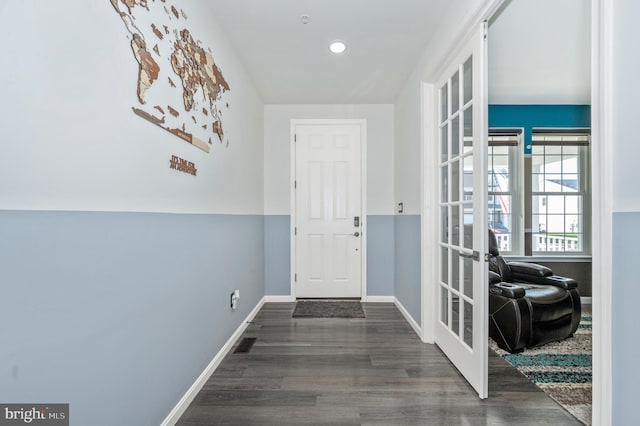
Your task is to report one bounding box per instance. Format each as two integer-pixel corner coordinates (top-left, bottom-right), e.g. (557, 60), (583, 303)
(353, 232), (360, 237)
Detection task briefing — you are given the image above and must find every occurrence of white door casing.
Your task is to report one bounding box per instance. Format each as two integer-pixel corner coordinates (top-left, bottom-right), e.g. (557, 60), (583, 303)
(434, 22), (489, 398)
(291, 120), (367, 299)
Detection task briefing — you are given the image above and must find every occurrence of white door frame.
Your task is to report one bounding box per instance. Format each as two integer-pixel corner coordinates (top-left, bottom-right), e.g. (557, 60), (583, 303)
(420, 82), (438, 343)
(591, 0), (613, 423)
(289, 119), (368, 299)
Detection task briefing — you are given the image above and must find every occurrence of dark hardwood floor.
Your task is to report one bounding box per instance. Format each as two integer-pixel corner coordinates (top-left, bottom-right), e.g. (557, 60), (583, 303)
(177, 303), (581, 425)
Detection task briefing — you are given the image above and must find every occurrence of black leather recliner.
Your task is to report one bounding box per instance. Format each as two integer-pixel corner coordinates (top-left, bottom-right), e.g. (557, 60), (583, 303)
(488, 230), (581, 353)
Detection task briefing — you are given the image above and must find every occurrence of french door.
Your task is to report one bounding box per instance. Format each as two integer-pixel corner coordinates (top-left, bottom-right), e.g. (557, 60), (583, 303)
(434, 23), (489, 398)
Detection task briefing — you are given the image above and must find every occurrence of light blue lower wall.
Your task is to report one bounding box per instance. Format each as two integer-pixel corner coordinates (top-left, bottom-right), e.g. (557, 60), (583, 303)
(264, 215), (395, 297)
(0, 211), (264, 426)
(612, 212), (640, 426)
(394, 215), (421, 322)
(367, 215), (395, 296)
(264, 215), (291, 295)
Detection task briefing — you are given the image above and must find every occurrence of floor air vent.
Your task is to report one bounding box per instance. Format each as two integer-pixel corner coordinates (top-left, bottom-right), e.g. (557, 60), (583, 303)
(233, 337), (256, 354)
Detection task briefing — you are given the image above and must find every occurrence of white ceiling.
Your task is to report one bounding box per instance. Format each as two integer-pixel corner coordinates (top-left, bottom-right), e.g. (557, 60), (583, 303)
(206, 0), (452, 104)
(206, 0), (591, 105)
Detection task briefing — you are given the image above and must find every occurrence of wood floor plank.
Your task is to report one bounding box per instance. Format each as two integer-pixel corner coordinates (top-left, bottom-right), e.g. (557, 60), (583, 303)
(176, 302), (581, 425)
(192, 390), (317, 407)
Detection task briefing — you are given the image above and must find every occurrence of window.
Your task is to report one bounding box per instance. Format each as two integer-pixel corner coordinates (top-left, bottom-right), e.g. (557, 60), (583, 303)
(487, 130), (521, 254)
(531, 130), (591, 254)
(487, 128), (591, 257)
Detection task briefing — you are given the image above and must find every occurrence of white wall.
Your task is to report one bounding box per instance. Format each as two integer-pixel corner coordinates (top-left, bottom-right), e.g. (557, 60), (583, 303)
(488, 0), (591, 105)
(393, 0), (490, 214)
(263, 104), (395, 215)
(0, 0), (263, 215)
(394, 80), (423, 215)
(612, 1), (640, 213)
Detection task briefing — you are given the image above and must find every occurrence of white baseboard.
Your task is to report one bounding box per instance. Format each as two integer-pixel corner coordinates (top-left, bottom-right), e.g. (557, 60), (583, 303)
(264, 295), (296, 303)
(581, 296), (593, 306)
(161, 297), (266, 426)
(362, 295), (394, 303)
(393, 297), (422, 338)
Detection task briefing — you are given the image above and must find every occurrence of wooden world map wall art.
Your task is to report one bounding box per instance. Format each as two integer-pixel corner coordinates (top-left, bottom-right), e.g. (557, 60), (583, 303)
(110, 0), (231, 157)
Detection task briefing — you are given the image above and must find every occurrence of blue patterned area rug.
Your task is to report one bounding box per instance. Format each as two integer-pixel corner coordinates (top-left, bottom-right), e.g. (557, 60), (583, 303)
(490, 313), (592, 425)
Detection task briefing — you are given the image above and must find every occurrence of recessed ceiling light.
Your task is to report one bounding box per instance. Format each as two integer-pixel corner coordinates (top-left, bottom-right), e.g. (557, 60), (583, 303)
(329, 40), (347, 54)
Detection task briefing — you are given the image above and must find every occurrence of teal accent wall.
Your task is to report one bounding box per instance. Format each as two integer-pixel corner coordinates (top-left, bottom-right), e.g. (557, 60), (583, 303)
(489, 105), (590, 154)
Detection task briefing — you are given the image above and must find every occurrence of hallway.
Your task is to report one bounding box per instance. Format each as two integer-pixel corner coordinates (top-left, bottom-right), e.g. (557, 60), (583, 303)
(177, 303), (580, 425)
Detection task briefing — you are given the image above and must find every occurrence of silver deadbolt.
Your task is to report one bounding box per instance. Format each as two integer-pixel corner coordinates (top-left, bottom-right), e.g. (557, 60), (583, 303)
(353, 232), (360, 237)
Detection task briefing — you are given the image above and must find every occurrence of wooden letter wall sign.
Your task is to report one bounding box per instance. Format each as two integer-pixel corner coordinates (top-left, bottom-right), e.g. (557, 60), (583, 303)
(169, 155), (197, 176)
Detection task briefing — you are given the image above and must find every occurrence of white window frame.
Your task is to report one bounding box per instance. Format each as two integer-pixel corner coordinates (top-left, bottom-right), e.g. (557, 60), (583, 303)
(530, 129), (591, 256)
(487, 129), (524, 255)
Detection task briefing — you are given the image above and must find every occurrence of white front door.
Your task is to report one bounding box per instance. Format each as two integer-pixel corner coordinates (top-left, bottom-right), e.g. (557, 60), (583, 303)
(293, 121), (364, 298)
(434, 23), (489, 398)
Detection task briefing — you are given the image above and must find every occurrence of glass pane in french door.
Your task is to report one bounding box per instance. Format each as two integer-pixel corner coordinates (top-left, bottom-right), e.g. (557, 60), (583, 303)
(439, 55), (475, 349)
